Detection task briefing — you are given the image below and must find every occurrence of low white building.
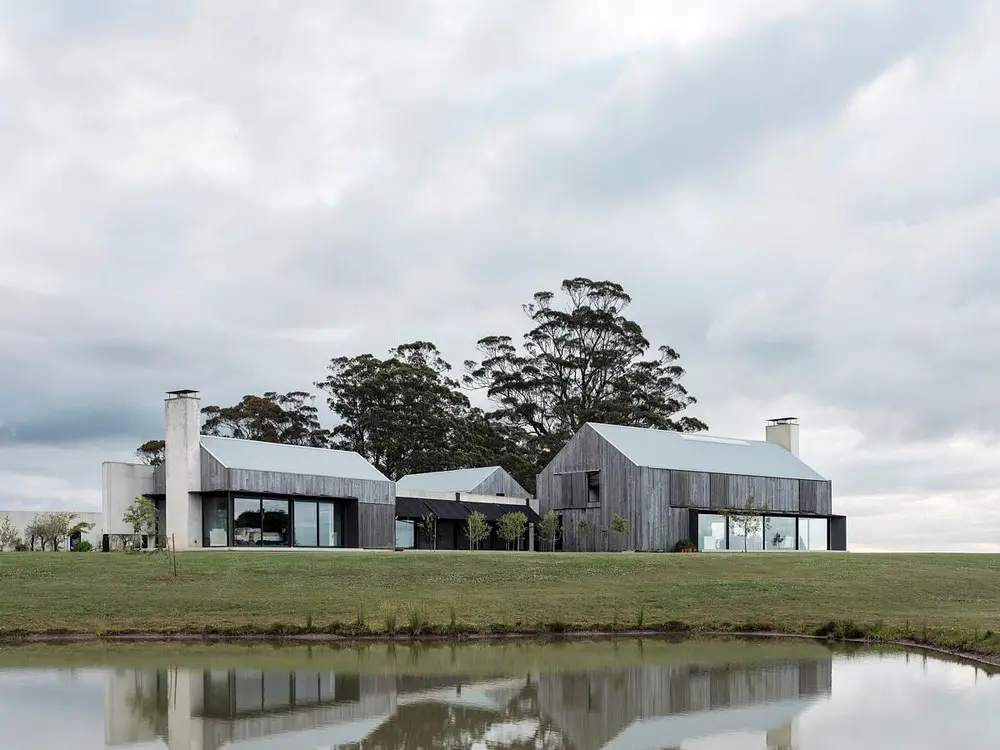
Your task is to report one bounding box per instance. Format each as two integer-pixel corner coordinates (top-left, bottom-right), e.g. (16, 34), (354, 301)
(0, 509), (103, 550)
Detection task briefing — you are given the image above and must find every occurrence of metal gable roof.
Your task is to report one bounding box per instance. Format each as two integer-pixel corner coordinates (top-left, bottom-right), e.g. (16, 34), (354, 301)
(587, 423), (827, 481)
(199, 436), (389, 482)
(396, 466), (501, 493)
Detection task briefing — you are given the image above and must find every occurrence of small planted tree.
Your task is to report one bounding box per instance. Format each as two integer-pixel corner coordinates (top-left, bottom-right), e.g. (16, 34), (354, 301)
(418, 512), (438, 551)
(497, 511), (528, 551)
(0, 517), (21, 551)
(609, 513), (628, 551)
(723, 494), (764, 552)
(536, 510), (561, 552)
(123, 496), (158, 551)
(466, 511), (490, 550)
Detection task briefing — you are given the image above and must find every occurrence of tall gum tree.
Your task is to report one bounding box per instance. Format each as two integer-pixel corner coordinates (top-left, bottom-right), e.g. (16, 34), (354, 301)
(464, 277), (707, 468)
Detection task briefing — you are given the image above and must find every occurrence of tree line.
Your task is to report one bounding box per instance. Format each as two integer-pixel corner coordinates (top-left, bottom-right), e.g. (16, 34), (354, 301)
(135, 278), (707, 491)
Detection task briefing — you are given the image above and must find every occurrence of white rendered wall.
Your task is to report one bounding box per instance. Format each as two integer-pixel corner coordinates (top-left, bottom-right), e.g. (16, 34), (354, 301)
(101, 462), (156, 535)
(0, 509), (103, 550)
(164, 394), (202, 550)
(765, 422), (800, 456)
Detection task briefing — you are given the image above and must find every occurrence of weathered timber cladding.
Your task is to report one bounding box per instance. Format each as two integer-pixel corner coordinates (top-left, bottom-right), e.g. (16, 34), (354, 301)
(537, 425), (837, 552)
(199, 447), (394, 505)
(536, 425), (636, 551)
(359, 502), (395, 549)
(152, 465), (166, 494)
(470, 468), (530, 498)
(536, 659), (831, 750)
(798, 479), (833, 515)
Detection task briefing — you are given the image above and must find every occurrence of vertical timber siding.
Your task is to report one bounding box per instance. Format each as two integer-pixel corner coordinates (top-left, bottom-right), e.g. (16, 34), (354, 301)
(359, 503), (395, 549)
(470, 468), (531, 498)
(538, 426), (836, 552)
(198, 447), (394, 505)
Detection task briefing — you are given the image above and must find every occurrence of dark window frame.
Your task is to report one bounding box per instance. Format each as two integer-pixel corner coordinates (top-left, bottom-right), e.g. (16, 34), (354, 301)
(223, 494), (346, 549)
(694, 510), (832, 551)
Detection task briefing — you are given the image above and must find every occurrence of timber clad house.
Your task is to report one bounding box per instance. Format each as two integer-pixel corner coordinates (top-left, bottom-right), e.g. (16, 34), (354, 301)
(99, 390), (846, 552)
(536, 419), (846, 552)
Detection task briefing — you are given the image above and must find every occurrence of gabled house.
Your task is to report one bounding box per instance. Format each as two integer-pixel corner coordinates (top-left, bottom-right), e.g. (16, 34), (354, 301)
(536, 418), (846, 552)
(102, 390), (394, 550)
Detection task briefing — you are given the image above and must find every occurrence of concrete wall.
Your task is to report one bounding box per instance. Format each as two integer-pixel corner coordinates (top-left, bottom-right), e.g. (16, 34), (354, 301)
(165, 393), (203, 551)
(0, 509), (103, 550)
(102, 462), (156, 535)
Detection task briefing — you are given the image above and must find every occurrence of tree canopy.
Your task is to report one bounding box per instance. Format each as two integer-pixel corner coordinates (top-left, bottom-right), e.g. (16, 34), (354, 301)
(316, 341), (508, 480)
(465, 277), (706, 463)
(201, 391), (331, 446)
(128, 278), (704, 492)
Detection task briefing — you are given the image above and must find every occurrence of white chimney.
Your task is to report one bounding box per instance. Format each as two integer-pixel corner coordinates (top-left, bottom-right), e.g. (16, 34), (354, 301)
(164, 389), (202, 550)
(765, 417), (800, 456)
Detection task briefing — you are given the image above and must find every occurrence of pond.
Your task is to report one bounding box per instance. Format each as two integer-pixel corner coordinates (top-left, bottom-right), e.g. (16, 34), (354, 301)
(1, 638), (998, 749)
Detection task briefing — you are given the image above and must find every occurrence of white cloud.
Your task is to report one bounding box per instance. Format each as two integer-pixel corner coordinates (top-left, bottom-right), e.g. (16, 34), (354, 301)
(0, 0), (998, 550)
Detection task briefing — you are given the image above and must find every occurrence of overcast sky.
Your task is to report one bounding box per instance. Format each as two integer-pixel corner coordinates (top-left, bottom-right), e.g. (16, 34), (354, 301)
(2, 0), (999, 552)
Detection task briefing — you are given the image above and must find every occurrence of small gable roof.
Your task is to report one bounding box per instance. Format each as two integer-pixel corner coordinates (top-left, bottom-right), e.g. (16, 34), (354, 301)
(587, 423), (827, 481)
(396, 466), (501, 493)
(199, 436), (389, 482)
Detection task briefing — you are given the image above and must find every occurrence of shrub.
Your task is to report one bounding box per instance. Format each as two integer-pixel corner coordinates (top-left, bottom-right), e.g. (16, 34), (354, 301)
(72, 541), (93, 552)
(673, 539), (698, 552)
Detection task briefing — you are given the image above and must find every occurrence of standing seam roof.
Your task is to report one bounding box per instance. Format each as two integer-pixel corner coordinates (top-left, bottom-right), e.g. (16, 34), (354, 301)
(587, 423), (827, 481)
(199, 436), (389, 482)
(396, 466), (500, 492)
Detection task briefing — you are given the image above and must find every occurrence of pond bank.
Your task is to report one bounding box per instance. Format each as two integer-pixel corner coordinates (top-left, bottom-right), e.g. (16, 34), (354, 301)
(3, 624), (999, 670)
(3, 551), (1000, 667)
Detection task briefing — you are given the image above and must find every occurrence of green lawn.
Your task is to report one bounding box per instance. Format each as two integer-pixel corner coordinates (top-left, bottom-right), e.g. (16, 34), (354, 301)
(2, 551), (999, 655)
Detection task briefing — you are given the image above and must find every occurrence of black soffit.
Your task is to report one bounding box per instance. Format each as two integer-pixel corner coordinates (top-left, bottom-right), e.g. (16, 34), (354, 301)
(396, 496), (430, 518)
(420, 498), (471, 520)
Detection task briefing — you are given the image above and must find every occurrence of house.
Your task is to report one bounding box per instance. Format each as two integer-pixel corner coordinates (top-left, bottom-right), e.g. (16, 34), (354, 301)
(536, 418), (846, 552)
(101, 390), (395, 551)
(394, 467), (540, 550)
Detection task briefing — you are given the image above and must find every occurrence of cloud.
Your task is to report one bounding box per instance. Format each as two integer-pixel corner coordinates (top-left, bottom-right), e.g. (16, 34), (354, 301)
(0, 0), (998, 550)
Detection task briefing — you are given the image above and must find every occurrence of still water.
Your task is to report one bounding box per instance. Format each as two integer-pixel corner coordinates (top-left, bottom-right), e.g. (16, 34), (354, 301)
(1, 638), (998, 749)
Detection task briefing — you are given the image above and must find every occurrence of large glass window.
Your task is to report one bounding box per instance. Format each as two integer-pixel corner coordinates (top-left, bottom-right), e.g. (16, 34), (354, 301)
(800, 518), (829, 550)
(728, 516), (763, 551)
(395, 520), (415, 549)
(261, 499), (290, 546)
(697, 514), (727, 551)
(318, 503), (343, 548)
(294, 501), (319, 547)
(233, 498), (263, 547)
(203, 496), (229, 547)
(764, 516), (796, 550)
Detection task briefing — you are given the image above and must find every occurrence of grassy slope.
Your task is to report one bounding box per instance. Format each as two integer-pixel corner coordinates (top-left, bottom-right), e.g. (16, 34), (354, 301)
(2, 551), (999, 654)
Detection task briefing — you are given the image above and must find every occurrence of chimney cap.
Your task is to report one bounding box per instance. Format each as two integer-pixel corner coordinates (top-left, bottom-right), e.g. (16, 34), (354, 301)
(767, 416), (798, 425)
(166, 389), (200, 399)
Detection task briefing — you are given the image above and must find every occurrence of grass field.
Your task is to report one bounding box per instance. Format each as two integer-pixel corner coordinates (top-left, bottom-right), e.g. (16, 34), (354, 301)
(2, 551), (999, 656)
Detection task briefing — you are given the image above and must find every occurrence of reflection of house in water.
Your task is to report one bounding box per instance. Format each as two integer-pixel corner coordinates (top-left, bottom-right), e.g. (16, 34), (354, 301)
(535, 659), (832, 750)
(104, 655), (831, 749)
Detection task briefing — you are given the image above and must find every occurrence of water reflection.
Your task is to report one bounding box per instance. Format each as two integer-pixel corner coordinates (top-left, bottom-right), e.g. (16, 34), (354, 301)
(4, 641), (1000, 749)
(102, 657), (829, 749)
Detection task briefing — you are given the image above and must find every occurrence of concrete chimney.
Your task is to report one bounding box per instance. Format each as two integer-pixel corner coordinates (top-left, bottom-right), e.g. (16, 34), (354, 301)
(765, 417), (800, 456)
(164, 390), (202, 550)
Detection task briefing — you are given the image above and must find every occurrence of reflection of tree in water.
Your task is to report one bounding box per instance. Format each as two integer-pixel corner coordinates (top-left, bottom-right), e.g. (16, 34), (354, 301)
(342, 682), (568, 750)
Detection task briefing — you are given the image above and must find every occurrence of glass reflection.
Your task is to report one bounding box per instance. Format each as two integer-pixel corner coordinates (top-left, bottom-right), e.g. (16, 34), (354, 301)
(294, 501), (318, 547)
(800, 518), (829, 551)
(698, 513), (727, 550)
(765, 516), (796, 550)
(233, 498), (262, 546)
(728, 516), (764, 551)
(262, 499), (290, 546)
